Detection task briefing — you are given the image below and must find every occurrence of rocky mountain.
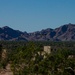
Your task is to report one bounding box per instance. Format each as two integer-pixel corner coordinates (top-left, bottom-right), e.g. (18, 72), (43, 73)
(0, 23), (75, 41)
(0, 26), (27, 41)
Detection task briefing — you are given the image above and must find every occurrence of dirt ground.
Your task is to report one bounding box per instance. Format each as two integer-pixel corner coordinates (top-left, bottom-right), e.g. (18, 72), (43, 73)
(0, 64), (13, 75)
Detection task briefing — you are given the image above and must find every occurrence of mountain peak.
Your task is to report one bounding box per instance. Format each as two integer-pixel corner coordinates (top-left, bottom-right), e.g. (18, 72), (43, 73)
(2, 26), (11, 29)
(0, 23), (75, 41)
(63, 23), (75, 27)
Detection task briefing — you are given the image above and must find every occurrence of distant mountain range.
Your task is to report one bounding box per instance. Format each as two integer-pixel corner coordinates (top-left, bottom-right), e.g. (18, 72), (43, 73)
(0, 23), (75, 41)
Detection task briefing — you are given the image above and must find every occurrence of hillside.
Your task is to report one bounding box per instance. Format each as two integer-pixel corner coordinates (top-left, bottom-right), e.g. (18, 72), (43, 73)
(0, 23), (75, 41)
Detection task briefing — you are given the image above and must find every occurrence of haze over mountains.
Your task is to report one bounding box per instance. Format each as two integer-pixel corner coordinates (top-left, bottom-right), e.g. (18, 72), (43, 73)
(0, 23), (75, 41)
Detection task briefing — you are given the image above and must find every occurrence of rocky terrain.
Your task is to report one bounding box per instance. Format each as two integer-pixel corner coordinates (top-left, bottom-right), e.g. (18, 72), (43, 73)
(0, 23), (75, 41)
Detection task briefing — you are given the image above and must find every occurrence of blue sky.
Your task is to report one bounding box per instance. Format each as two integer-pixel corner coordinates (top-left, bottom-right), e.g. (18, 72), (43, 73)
(0, 0), (75, 32)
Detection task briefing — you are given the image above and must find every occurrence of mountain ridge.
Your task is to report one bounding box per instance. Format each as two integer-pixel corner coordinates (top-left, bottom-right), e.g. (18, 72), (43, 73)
(0, 23), (75, 41)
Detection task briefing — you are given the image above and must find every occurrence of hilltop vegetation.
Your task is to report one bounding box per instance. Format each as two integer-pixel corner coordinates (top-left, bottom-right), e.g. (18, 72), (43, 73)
(0, 41), (75, 75)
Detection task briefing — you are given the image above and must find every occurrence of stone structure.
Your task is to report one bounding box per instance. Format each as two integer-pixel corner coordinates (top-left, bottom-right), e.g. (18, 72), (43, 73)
(44, 46), (51, 54)
(2, 49), (7, 60)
